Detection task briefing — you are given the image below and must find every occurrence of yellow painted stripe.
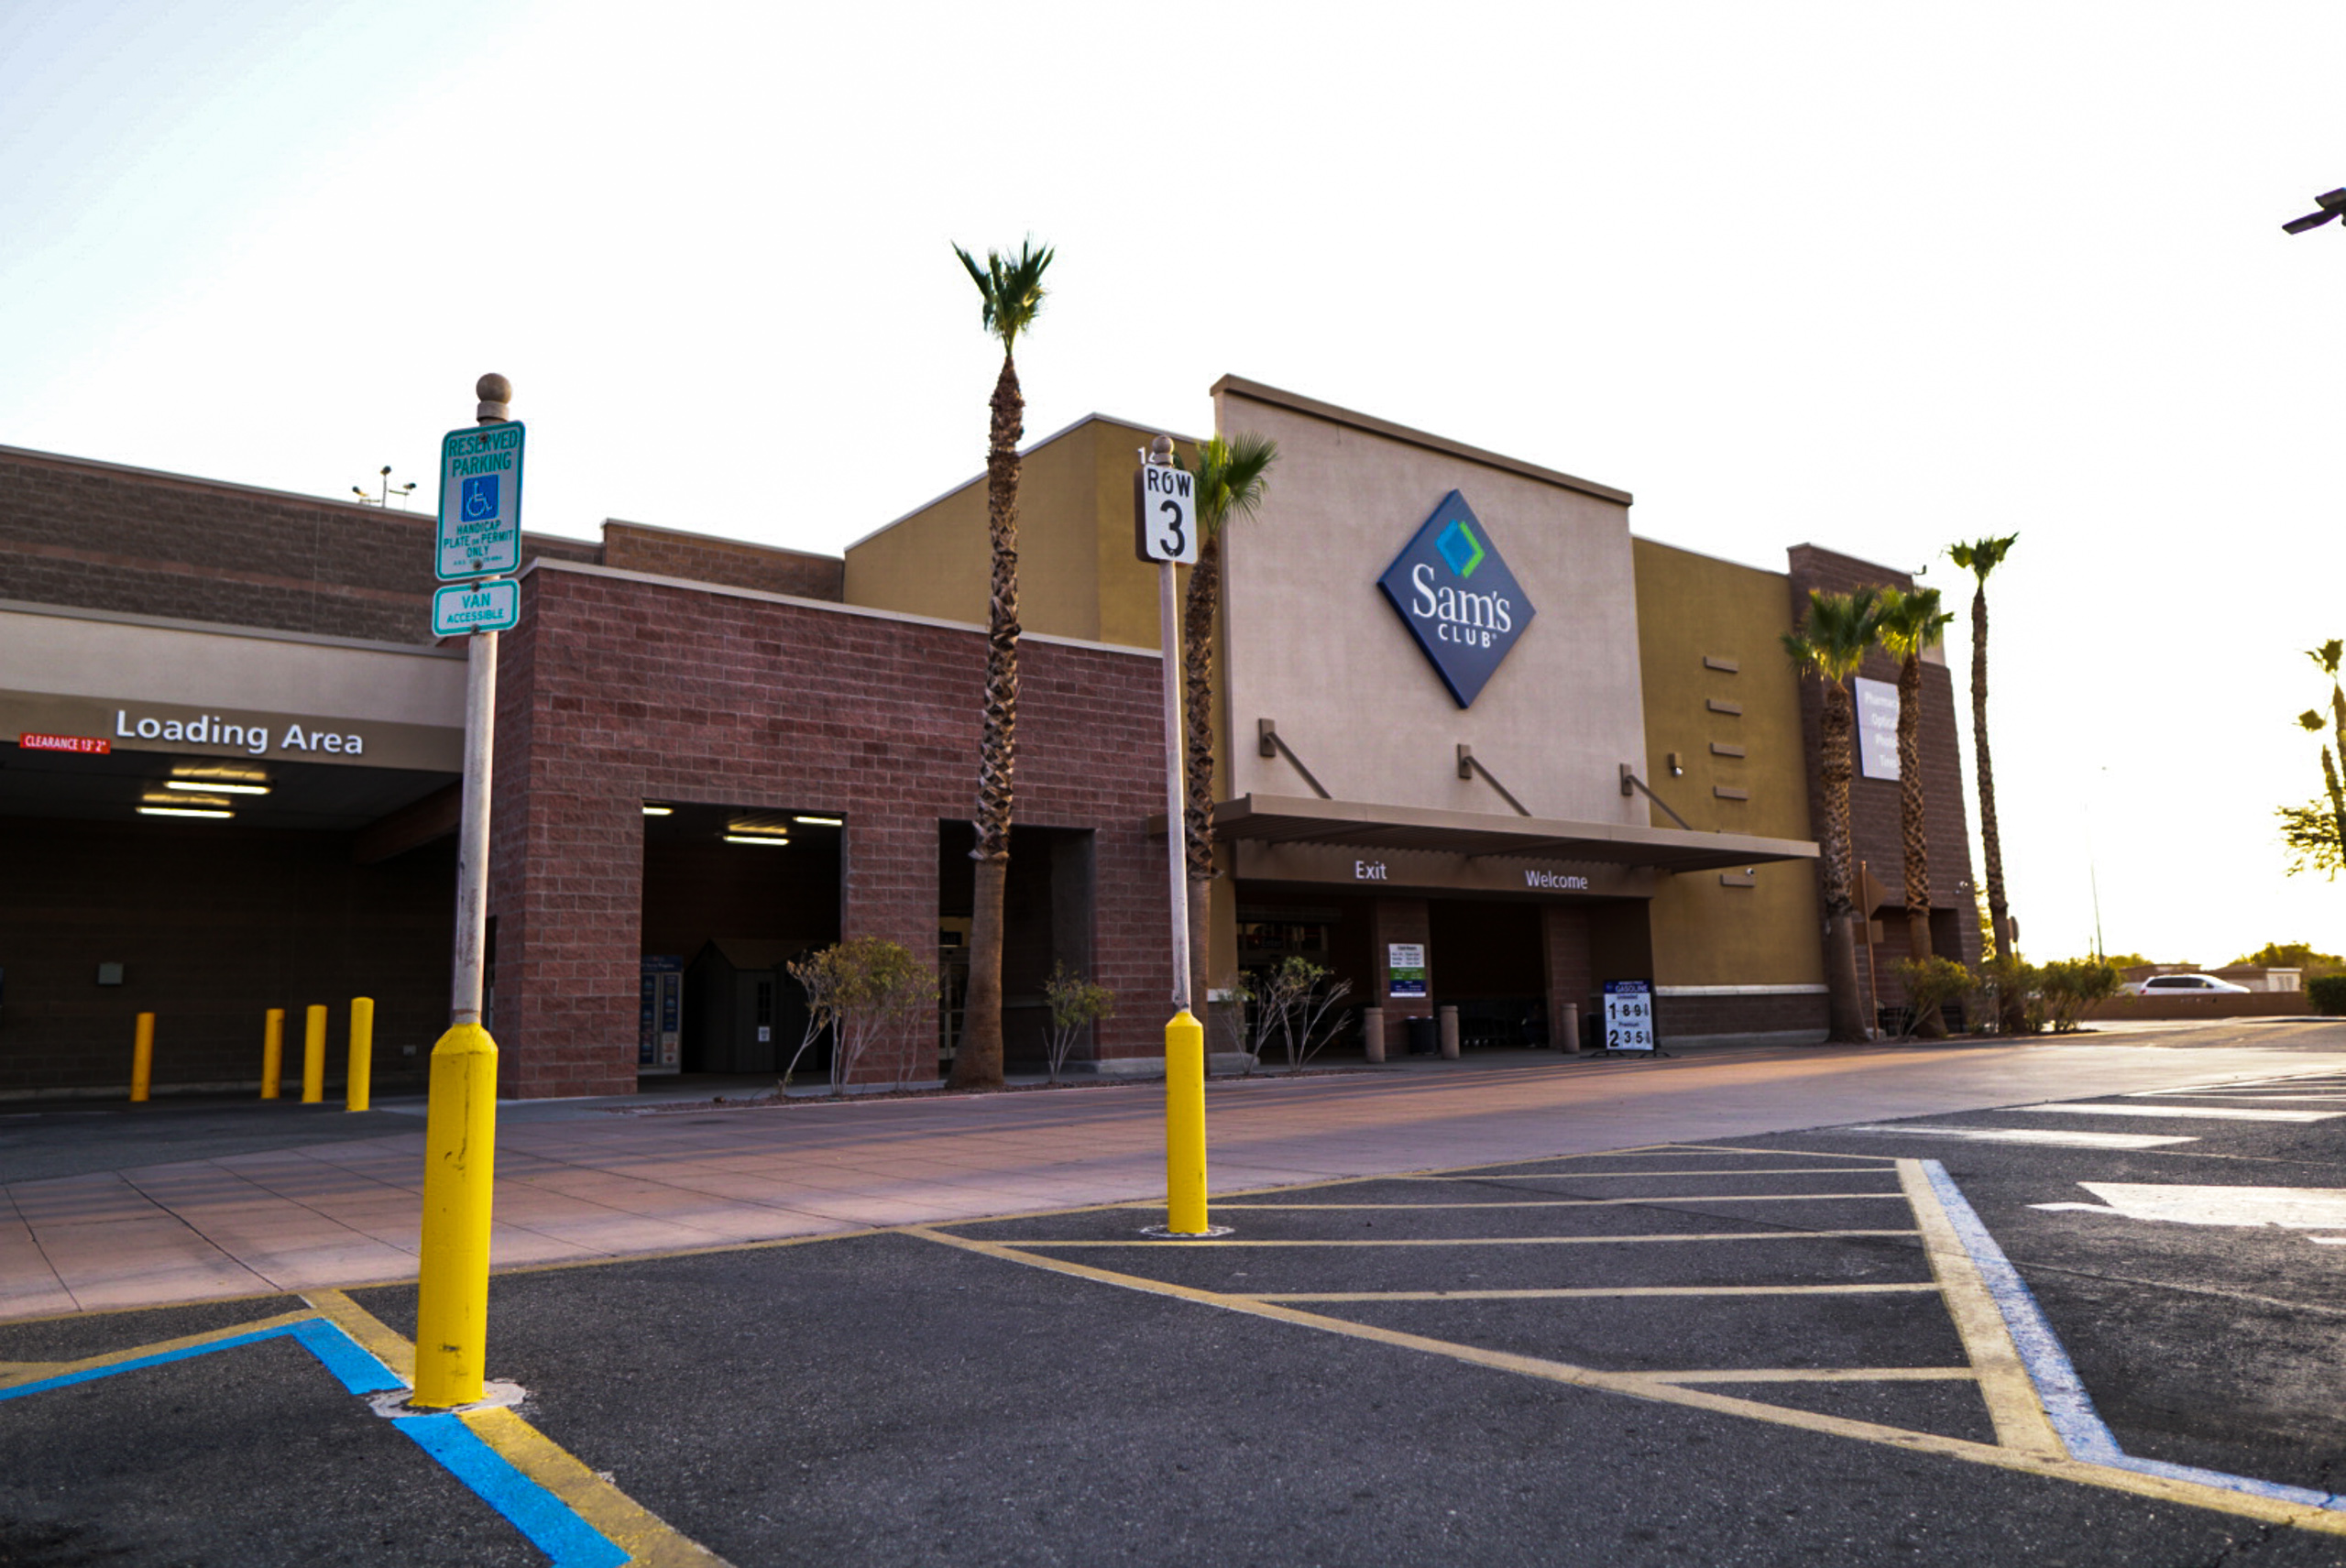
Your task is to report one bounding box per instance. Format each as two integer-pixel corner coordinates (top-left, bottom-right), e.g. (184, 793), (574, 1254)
(1215, 1193), (1906, 1210)
(1240, 1283), (1943, 1302)
(304, 1288), (415, 1385)
(1644, 1367), (1979, 1384)
(311, 1289), (734, 1567)
(1011, 1230), (1921, 1248)
(1392, 1168), (1902, 1181)
(0, 1309), (316, 1385)
(907, 1226), (2346, 1537)
(465, 1407), (734, 1567)
(1896, 1160), (2066, 1459)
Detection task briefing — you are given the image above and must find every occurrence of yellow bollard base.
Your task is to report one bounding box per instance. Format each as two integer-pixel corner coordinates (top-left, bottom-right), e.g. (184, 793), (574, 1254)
(412, 1021), (500, 1411)
(1141, 1223), (1233, 1240)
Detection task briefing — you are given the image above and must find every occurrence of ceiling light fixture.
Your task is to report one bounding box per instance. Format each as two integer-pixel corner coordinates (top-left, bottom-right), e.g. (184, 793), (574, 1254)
(164, 779), (270, 795)
(722, 833), (788, 847)
(138, 806), (234, 819)
(641, 805), (674, 816)
(792, 815), (843, 827)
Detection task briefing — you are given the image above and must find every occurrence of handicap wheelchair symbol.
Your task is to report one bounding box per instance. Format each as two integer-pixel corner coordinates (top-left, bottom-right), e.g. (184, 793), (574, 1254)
(461, 475), (500, 522)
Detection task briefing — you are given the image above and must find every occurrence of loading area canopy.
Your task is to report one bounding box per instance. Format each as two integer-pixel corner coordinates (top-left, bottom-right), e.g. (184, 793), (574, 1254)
(1203, 793), (1818, 875)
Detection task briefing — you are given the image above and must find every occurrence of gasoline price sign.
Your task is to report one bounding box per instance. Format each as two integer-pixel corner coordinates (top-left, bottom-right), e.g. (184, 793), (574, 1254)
(1603, 980), (1655, 1052)
(1133, 460), (1198, 565)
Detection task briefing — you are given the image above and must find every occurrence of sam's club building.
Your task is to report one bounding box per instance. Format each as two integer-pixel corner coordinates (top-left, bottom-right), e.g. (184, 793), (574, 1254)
(0, 378), (1979, 1098)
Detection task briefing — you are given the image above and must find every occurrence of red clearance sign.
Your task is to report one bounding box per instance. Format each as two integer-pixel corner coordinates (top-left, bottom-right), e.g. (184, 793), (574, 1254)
(19, 733), (111, 755)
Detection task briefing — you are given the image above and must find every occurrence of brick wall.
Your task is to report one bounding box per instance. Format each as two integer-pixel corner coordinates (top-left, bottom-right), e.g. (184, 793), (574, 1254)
(1785, 545), (1983, 1005)
(486, 564), (1168, 1097)
(601, 522), (842, 602)
(1653, 990), (1829, 1042)
(0, 445), (597, 643)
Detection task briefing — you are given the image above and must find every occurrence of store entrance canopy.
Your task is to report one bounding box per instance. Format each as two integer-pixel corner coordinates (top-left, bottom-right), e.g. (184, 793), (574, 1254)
(1202, 794), (1818, 876)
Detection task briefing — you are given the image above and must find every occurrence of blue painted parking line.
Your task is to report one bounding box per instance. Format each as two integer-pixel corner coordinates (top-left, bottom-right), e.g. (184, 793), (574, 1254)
(1921, 1158), (2346, 1513)
(0, 1315), (628, 1568)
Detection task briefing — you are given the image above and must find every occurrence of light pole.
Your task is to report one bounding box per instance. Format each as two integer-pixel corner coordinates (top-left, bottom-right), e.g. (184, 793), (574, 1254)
(2283, 188), (2346, 235)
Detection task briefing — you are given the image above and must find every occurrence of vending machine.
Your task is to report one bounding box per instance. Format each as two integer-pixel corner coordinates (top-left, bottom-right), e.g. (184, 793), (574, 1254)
(639, 955), (683, 1074)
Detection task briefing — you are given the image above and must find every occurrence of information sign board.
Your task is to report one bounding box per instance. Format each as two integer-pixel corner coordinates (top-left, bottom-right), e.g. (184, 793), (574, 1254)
(1134, 461), (1199, 565)
(432, 578), (521, 637)
(1387, 942), (1428, 999)
(1603, 980), (1655, 1051)
(437, 422), (526, 581)
(1855, 676), (1899, 781)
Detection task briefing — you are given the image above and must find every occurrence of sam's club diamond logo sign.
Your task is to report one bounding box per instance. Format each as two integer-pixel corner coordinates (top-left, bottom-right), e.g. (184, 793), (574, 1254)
(1376, 491), (1536, 707)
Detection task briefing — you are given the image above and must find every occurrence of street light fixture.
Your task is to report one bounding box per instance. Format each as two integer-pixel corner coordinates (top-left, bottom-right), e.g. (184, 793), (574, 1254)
(2283, 188), (2346, 235)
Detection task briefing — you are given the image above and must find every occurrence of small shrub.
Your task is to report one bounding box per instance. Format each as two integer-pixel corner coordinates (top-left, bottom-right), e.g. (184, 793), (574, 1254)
(1041, 964), (1114, 1084)
(2308, 974), (2346, 1015)
(1889, 956), (1974, 1038)
(1979, 955), (2043, 1035)
(786, 938), (938, 1095)
(2037, 957), (2121, 1033)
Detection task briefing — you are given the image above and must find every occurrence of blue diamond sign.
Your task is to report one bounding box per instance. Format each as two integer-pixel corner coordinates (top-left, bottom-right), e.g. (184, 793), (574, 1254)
(1376, 491), (1535, 707)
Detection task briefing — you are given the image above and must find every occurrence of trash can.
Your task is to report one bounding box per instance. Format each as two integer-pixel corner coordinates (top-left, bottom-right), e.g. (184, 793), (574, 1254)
(1405, 1015), (1440, 1056)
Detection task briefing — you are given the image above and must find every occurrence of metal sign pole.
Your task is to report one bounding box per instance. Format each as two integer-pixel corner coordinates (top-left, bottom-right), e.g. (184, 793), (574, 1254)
(1134, 435), (1219, 1238)
(413, 372), (515, 1411)
(1157, 554), (1191, 1014)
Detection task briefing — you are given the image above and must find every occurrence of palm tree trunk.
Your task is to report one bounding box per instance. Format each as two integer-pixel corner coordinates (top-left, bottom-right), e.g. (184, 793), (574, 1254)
(1820, 682), (1870, 1043)
(1969, 585), (2020, 1033)
(1895, 651), (1944, 1037)
(948, 352), (1023, 1091)
(1181, 534), (1223, 1029)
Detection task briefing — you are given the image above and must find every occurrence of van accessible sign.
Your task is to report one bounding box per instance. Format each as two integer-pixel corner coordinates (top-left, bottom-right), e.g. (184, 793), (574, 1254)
(1376, 490), (1535, 707)
(437, 422), (526, 581)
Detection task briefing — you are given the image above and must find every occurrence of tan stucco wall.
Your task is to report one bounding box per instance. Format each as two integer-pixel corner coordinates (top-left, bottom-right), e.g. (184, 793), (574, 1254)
(842, 416), (1188, 649)
(1632, 538), (1825, 987)
(1213, 384), (1647, 822)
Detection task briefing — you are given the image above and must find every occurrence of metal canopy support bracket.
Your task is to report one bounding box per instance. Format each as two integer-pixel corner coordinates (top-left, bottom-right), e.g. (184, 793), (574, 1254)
(1456, 744), (1531, 817)
(1620, 763), (1698, 834)
(1257, 718), (1333, 800)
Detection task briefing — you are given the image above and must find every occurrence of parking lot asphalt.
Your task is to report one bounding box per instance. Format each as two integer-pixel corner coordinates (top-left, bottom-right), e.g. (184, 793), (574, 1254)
(14, 1051), (2346, 1564)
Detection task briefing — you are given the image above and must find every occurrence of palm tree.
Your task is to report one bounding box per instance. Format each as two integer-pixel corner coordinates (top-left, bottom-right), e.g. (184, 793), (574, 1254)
(2298, 640), (2346, 856)
(1178, 433), (1279, 1025)
(946, 237), (1052, 1091)
(1875, 586), (1954, 1036)
(1782, 587), (1883, 1044)
(1948, 534), (2018, 1027)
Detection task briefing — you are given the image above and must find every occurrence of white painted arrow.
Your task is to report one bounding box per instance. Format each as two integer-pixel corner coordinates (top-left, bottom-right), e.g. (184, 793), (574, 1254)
(2033, 1182), (2346, 1242)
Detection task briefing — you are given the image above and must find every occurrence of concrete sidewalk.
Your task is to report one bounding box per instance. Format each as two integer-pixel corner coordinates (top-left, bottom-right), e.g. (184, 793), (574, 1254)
(7, 1029), (2346, 1321)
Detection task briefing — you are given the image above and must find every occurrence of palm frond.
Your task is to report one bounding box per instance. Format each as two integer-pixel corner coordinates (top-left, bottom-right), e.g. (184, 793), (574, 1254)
(2311, 640), (2344, 678)
(1875, 586), (1953, 658)
(1781, 588), (1881, 684)
(951, 237), (1054, 352)
(1180, 433), (1281, 538)
(1947, 533), (2018, 584)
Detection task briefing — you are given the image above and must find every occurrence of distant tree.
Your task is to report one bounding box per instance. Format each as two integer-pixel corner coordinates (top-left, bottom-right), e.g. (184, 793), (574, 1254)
(947, 237), (1053, 1091)
(1948, 536), (2019, 975)
(1781, 587), (1884, 1043)
(2234, 941), (2345, 973)
(2099, 952), (2154, 973)
(1177, 433), (1279, 1025)
(2282, 640), (2346, 880)
(1876, 587), (1955, 1037)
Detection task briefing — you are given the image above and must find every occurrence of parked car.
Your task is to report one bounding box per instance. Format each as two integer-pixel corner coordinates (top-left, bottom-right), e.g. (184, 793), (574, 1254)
(2123, 973), (2252, 997)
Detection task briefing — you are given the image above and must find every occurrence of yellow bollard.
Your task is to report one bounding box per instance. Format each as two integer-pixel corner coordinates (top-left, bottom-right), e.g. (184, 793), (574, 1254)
(346, 997), (375, 1113)
(130, 1014), (155, 1102)
(412, 1022), (499, 1409)
(260, 1008), (285, 1100)
(1164, 1009), (1209, 1234)
(301, 1004), (328, 1103)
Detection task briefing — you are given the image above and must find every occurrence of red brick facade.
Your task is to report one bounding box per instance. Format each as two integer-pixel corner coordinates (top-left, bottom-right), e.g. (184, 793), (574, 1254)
(484, 563), (1170, 1097)
(1785, 545), (1984, 1016)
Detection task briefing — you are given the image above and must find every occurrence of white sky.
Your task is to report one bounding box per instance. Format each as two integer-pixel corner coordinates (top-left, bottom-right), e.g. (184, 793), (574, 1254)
(5, 0), (2344, 967)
